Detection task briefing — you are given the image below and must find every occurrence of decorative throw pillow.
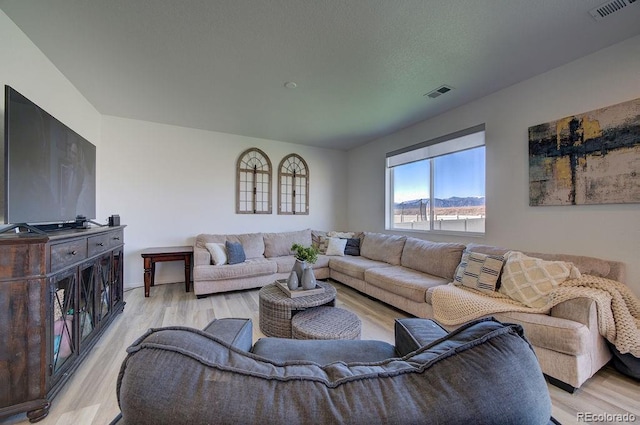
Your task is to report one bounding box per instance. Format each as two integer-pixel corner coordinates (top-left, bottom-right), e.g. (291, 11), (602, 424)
(225, 241), (246, 265)
(205, 242), (227, 265)
(325, 237), (347, 256)
(328, 231), (355, 239)
(344, 238), (360, 256)
(316, 236), (330, 254)
(312, 230), (328, 251)
(454, 251), (504, 293)
(499, 251), (581, 308)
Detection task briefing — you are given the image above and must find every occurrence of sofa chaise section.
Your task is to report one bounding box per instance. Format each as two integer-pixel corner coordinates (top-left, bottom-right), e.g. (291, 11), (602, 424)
(424, 243), (626, 391)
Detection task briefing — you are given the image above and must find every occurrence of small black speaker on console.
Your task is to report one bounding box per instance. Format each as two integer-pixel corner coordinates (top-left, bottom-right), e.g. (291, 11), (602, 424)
(108, 215), (120, 227)
(75, 215), (89, 229)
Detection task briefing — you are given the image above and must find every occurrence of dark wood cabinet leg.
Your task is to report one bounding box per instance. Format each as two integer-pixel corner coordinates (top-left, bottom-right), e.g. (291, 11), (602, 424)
(143, 257), (152, 297)
(184, 253), (191, 292)
(26, 401), (51, 423)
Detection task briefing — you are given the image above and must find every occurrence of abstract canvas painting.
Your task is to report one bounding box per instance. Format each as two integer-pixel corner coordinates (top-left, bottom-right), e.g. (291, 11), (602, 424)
(529, 98), (640, 206)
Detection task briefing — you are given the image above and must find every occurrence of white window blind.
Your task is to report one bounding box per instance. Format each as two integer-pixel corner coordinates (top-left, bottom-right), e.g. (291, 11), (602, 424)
(387, 124), (485, 168)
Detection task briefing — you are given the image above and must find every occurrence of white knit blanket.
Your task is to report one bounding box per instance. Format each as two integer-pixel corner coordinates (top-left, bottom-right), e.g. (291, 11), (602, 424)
(432, 275), (640, 356)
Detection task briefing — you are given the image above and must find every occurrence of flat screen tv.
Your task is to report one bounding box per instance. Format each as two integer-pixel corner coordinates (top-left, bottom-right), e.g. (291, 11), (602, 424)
(3, 86), (96, 228)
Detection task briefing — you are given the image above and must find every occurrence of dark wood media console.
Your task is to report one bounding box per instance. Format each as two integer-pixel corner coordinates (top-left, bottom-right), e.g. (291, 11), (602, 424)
(0, 226), (125, 422)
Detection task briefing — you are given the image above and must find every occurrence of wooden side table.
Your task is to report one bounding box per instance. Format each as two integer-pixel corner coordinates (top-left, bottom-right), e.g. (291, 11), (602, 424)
(141, 246), (193, 297)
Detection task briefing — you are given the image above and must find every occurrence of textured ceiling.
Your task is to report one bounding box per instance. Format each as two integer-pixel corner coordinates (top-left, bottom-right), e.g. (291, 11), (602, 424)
(2, 0), (640, 150)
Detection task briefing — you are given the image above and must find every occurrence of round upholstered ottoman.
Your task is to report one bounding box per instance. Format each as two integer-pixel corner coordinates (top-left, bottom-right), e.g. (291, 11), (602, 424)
(291, 307), (361, 340)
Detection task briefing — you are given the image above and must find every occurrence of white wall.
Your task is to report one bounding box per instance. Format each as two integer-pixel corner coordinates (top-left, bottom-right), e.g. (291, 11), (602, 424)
(4, 7), (638, 295)
(101, 116), (348, 288)
(1, 9), (348, 290)
(0, 11), (103, 216)
(347, 35), (640, 296)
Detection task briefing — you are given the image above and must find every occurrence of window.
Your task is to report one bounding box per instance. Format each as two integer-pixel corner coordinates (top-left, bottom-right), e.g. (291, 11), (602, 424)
(386, 125), (485, 234)
(278, 154), (309, 215)
(236, 148), (272, 214)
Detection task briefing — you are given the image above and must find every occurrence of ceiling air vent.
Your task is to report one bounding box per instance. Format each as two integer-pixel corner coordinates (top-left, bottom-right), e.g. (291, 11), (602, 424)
(424, 85), (454, 99)
(589, 0), (637, 21)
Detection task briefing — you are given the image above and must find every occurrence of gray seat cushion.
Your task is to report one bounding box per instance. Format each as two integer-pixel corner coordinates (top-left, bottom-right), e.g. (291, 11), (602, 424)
(366, 266), (449, 303)
(194, 257), (276, 281)
(251, 338), (395, 363)
(328, 256), (391, 280)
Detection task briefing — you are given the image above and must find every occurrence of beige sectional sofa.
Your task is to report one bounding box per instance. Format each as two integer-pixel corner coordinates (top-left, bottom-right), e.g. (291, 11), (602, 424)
(193, 229), (626, 391)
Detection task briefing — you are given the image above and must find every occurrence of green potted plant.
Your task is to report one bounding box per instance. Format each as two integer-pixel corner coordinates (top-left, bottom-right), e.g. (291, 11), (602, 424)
(291, 243), (318, 264)
(291, 243), (319, 289)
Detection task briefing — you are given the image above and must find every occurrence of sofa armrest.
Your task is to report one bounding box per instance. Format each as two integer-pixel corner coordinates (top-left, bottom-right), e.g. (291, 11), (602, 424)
(194, 246), (211, 266)
(550, 297), (600, 328)
(394, 318), (448, 356)
(202, 318), (253, 352)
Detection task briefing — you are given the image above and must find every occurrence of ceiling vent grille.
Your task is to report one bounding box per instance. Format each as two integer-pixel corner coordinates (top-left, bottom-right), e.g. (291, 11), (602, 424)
(424, 85), (454, 99)
(589, 0), (637, 21)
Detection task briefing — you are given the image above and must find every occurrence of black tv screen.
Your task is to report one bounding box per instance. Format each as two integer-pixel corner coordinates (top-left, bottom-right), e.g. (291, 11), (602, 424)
(4, 86), (96, 225)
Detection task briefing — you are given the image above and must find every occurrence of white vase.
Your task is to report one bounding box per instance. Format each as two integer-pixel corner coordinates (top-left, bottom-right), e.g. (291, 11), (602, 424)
(301, 266), (316, 290)
(287, 270), (299, 290)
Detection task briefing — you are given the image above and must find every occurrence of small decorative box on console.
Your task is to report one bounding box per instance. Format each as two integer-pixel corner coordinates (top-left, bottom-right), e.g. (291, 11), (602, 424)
(108, 214), (121, 226)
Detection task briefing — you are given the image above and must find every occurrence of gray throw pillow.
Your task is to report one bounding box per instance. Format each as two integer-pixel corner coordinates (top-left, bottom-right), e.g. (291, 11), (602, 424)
(344, 238), (360, 256)
(225, 241), (246, 264)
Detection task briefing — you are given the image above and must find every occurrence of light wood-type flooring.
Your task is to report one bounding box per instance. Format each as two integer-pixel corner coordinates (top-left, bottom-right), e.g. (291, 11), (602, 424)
(4, 280), (639, 425)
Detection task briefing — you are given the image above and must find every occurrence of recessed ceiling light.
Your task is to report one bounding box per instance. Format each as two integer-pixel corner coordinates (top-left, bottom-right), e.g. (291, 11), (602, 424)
(284, 81), (298, 89)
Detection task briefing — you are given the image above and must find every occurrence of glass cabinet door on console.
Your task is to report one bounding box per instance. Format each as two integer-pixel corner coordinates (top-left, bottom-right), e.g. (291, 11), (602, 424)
(78, 262), (97, 347)
(50, 271), (77, 382)
(97, 253), (113, 323)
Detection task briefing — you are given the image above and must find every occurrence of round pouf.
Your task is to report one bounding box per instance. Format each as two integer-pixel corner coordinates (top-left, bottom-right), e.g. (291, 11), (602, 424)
(291, 307), (361, 340)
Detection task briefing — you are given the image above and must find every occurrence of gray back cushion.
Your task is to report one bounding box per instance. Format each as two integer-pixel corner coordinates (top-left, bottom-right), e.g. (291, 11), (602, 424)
(400, 237), (466, 279)
(360, 232), (406, 265)
(196, 232), (265, 259)
(263, 229), (312, 258)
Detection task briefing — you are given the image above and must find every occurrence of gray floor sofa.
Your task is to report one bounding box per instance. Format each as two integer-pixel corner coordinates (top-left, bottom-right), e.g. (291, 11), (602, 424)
(112, 317), (555, 425)
(193, 228), (626, 391)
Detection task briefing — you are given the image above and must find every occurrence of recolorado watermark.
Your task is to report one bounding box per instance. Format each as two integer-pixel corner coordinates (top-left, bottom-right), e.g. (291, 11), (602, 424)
(577, 412), (636, 422)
